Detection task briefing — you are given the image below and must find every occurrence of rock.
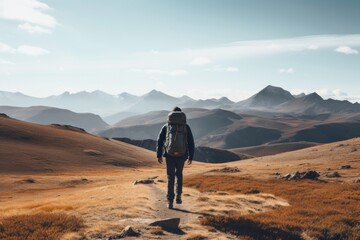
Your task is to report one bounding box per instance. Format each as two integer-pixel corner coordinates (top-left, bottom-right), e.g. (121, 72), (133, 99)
(210, 167), (240, 173)
(353, 179), (360, 183)
(325, 172), (341, 178)
(115, 225), (140, 238)
(0, 113), (9, 118)
(133, 179), (155, 185)
(83, 149), (103, 156)
(282, 171), (301, 180)
(302, 170), (320, 180)
(22, 178), (36, 183)
(149, 218), (180, 230)
(340, 165), (351, 169)
(281, 170), (320, 180)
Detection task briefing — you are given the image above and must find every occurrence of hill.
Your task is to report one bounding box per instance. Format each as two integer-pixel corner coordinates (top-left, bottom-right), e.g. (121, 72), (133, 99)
(0, 115), (154, 174)
(0, 106), (109, 132)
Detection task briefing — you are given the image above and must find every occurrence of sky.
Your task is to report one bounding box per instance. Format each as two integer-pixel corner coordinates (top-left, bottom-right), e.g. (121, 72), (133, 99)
(0, 0), (360, 101)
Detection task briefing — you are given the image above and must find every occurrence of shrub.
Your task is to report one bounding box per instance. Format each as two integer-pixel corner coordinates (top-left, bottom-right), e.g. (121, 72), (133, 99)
(0, 213), (84, 240)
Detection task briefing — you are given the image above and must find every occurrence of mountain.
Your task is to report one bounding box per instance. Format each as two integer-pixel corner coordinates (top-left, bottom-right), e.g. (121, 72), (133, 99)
(0, 90), (236, 117)
(101, 108), (244, 146)
(0, 115), (154, 173)
(234, 85), (295, 109)
(0, 106), (109, 132)
(2, 86), (360, 119)
(103, 112), (138, 125)
(99, 107), (360, 155)
(276, 93), (360, 114)
(124, 90), (180, 113)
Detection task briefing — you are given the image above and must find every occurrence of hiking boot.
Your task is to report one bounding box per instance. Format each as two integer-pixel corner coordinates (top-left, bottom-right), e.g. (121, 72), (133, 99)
(167, 201), (173, 209)
(176, 195), (182, 204)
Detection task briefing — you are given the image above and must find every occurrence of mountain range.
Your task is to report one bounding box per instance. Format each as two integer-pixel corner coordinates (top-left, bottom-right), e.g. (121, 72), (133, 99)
(99, 108), (360, 156)
(1, 86), (359, 120)
(2, 85), (360, 157)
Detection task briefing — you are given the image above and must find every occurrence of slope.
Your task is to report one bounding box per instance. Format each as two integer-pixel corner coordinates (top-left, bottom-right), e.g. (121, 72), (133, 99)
(0, 115), (154, 174)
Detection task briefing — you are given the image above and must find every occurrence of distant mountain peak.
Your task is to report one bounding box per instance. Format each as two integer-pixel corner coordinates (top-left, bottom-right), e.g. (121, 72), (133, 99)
(305, 92), (323, 101)
(260, 85), (288, 94)
(180, 95), (195, 102)
(219, 96), (234, 104)
(144, 89), (174, 99)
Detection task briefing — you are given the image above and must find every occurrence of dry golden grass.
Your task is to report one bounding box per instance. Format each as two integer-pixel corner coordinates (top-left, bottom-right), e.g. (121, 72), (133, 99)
(150, 228), (165, 235)
(185, 174), (360, 240)
(0, 213), (83, 240)
(185, 233), (209, 240)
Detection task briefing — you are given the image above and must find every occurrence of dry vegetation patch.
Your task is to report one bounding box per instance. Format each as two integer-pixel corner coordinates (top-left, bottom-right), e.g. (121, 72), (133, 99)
(0, 213), (84, 240)
(185, 174), (360, 240)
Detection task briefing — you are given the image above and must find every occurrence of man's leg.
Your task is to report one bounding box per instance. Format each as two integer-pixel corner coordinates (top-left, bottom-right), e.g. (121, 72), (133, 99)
(165, 158), (176, 208)
(175, 159), (186, 204)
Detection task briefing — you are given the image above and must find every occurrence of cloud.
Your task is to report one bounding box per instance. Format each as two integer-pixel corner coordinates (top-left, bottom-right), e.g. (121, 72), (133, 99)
(130, 68), (188, 76)
(0, 41), (49, 56)
(307, 45), (319, 50)
(190, 57), (212, 65)
(0, 59), (15, 65)
(279, 68), (294, 73)
(210, 65), (239, 72)
(18, 22), (51, 34)
(0, 0), (58, 33)
(153, 35), (360, 64)
(334, 46), (359, 55)
(317, 88), (348, 99)
(0, 42), (16, 53)
(17, 45), (49, 55)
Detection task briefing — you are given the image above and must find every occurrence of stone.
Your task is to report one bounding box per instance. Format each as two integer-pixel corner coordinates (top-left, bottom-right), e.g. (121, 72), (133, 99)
(353, 179), (360, 183)
(133, 179), (155, 185)
(116, 225), (140, 238)
(326, 172), (341, 178)
(210, 167), (240, 173)
(281, 170), (320, 181)
(302, 170), (320, 180)
(282, 171), (301, 180)
(149, 218), (180, 230)
(340, 165), (351, 169)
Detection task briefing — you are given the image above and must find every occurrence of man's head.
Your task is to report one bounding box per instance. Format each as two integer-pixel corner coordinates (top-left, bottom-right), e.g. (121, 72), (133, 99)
(172, 107), (182, 112)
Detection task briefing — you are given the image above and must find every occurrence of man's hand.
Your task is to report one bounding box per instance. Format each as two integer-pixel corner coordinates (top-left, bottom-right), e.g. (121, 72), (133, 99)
(157, 157), (163, 164)
(187, 159), (192, 165)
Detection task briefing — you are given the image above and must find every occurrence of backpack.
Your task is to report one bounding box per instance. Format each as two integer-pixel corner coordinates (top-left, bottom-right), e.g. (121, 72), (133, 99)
(165, 111), (187, 157)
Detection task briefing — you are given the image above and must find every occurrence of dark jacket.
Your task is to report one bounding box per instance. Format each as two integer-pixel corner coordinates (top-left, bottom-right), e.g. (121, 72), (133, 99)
(156, 123), (195, 160)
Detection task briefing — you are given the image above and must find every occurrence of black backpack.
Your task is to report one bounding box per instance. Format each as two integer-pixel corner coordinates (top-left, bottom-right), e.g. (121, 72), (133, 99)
(165, 111), (187, 157)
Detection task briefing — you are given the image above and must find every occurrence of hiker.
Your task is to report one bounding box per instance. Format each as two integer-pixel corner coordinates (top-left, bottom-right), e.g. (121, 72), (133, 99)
(156, 107), (195, 209)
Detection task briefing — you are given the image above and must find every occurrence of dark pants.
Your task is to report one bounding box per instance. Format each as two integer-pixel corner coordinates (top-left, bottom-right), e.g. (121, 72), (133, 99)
(166, 157), (186, 201)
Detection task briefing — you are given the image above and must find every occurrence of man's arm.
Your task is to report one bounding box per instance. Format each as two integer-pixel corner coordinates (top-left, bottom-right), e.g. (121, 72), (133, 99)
(186, 125), (195, 164)
(156, 125), (167, 163)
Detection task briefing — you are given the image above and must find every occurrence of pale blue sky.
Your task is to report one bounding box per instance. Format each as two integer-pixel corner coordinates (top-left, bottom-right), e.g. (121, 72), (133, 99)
(0, 0), (359, 101)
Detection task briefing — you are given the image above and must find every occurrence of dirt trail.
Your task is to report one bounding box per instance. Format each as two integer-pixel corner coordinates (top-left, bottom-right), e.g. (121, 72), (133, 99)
(144, 183), (236, 239)
(148, 184), (193, 220)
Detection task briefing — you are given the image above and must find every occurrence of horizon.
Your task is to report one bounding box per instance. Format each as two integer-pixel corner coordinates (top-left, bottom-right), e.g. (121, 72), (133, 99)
(1, 0), (360, 102)
(1, 85), (357, 103)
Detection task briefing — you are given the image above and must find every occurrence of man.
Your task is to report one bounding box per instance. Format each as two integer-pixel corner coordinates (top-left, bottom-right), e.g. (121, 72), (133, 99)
(157, 107), (195, 209)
